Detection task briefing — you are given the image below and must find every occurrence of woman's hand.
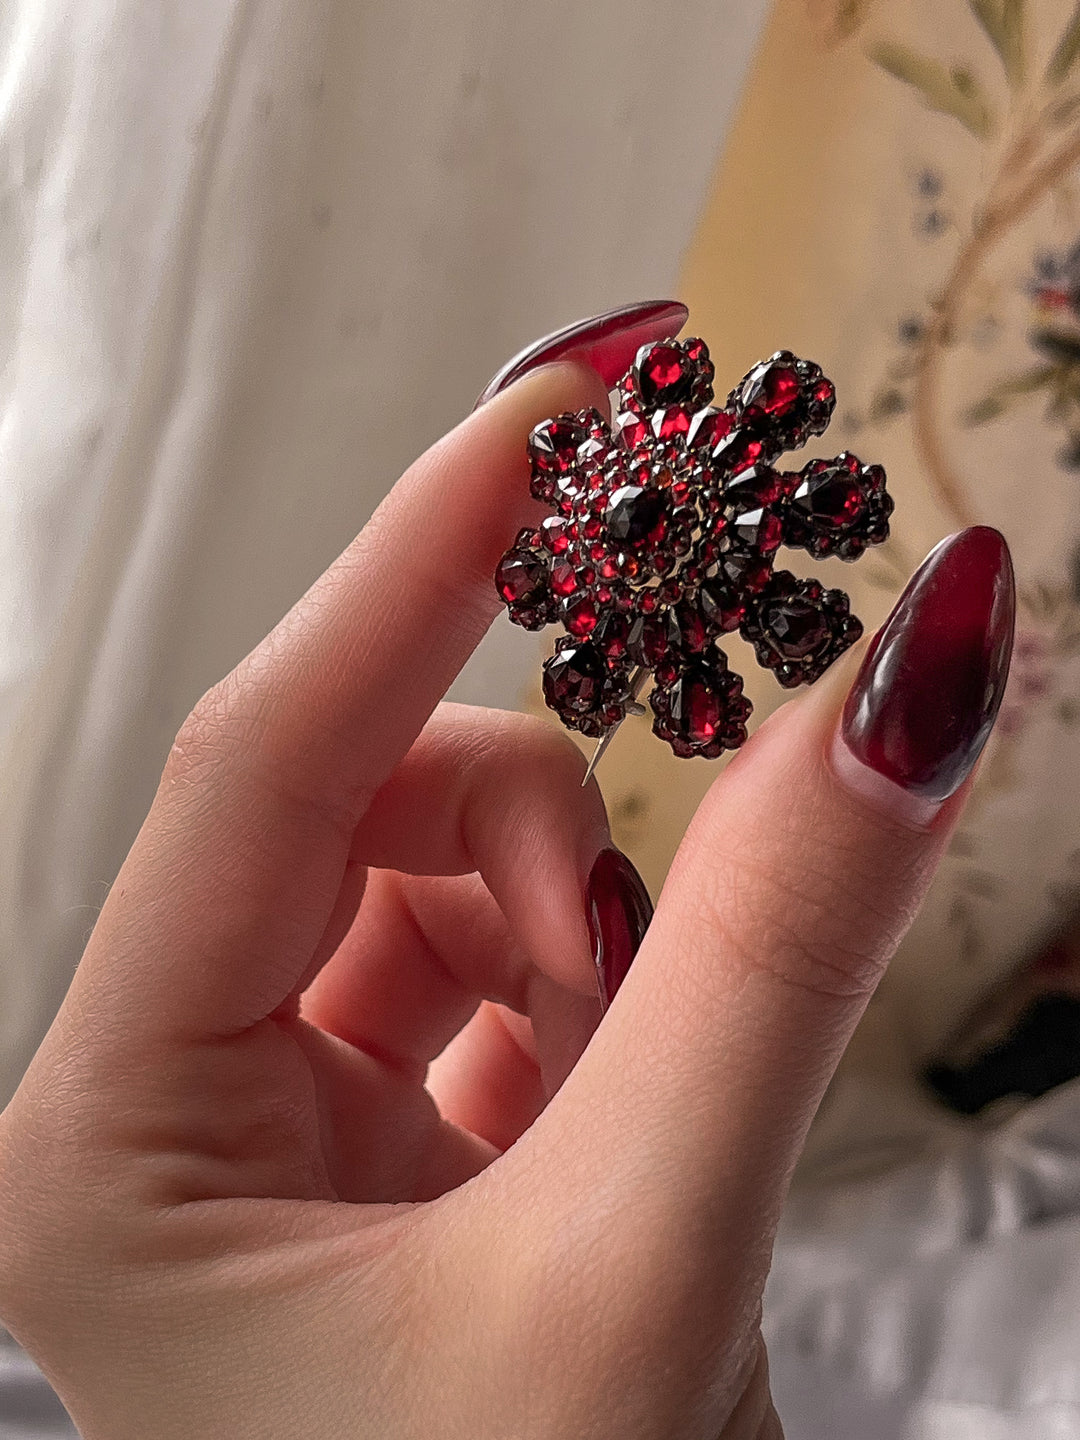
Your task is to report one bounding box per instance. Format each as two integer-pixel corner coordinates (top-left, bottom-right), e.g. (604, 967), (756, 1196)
(0, 317), (1013, 1439)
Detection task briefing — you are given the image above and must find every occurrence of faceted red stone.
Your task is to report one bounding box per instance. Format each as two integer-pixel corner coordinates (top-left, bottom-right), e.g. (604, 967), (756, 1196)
(739, 358), (801, 420)
(565, 597), (599, 637)
(687, 407), (736, 452)
(671, 669), (722, 745)
(651, 406), (692, 441)
(699, 578), (745, 632)
(793, 471), (865, 528)
(628, 615), (670, 667)
(605, 485), (668, 547)
(759, 596), (829, 659)
(673, 604), (709, 654)
(593, 611), (629, 659)
(635, 342), (694, 407)
(550, 561), (578, 597)
(720, 552), (773, 593)
(496, 549), (548, 605)
(540, 516), (570, 554)
(731, 507), (783, 553)
(726, 465), (783, 508)
(543, 642), (606, 716)
(710, 430), (766, 475)
(529, 417), (585, 475)
(615, 411), (649, 449)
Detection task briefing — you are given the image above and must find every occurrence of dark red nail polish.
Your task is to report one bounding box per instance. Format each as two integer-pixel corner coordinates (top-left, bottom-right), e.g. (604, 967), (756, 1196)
(475, 300), (689, 408)
(841, 526), (1015, 803)
(586, 848), (654, 1009)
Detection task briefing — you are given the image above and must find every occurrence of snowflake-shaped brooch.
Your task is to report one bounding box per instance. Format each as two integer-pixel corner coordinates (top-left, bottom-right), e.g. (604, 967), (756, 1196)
(494, 338), (893, 759)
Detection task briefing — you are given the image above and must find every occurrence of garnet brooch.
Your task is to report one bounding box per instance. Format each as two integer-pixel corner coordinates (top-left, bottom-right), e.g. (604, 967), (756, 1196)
(495, 338), (893, 768)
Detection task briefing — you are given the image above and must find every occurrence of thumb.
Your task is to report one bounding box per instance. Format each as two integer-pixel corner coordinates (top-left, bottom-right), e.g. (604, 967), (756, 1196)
(500, 527), (1013, 1367)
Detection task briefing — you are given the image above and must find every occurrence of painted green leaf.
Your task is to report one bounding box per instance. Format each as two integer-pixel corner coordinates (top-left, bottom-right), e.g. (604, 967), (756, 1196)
(1047, 2), (1080, 85)
(869, 41), (995, 140)
(1001, 0), (1026, 87)
(965, 396), (1005, 425)
(963, 364), (1056, 425)
(967, 0), (1024, 86)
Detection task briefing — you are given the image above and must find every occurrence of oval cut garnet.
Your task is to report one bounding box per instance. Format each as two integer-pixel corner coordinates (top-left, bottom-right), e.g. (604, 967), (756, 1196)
(529, 417), (586, 475)
(605, 485), (668, 547)
(710, 429), (767, 474)
(543, 643), (606, 716)
(564, 597), (599, 637)
(759, 596), (829, 659)
(495, 548), (547, 605)
(740, 360), (801, 419)
(635, 343), (694, 407)
(669, 667), (723, 745)
(793, 470), (866, 528)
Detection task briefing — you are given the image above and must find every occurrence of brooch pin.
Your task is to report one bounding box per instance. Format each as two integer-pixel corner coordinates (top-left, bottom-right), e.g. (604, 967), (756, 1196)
(494, 337), (893, 780)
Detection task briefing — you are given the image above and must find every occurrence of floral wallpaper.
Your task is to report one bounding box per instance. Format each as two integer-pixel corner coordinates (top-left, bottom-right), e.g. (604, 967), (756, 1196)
(560, 0), (1080, 1078)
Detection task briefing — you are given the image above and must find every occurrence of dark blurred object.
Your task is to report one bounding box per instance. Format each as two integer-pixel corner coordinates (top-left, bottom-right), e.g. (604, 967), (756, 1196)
(925, 992), (1080, 1115)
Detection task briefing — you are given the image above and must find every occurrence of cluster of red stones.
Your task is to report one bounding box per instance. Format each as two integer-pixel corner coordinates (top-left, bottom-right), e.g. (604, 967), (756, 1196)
(494, 338), (894, 757)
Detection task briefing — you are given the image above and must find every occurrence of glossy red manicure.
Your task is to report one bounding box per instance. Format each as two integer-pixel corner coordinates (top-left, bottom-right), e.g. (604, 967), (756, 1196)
(841, 526), (1015, 803)
(475, 300), (689, 408)
(586, 848), (654, 1010)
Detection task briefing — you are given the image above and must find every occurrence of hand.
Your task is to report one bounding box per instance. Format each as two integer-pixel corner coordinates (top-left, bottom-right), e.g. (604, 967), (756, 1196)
(0, 317), (1014, 1439)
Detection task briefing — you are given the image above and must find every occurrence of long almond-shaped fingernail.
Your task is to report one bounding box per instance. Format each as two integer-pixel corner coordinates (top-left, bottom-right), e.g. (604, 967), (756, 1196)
(836, 526), (1015, 814)
(585, 847), (654, 1010)
(474, 300), (689, 409)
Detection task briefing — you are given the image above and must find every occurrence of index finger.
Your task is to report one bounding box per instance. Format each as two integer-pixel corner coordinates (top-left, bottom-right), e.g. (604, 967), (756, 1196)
(70, 319), (682, 1042)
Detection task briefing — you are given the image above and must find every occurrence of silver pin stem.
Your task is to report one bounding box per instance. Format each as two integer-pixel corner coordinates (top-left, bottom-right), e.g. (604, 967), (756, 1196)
(582, 666), (650, 786)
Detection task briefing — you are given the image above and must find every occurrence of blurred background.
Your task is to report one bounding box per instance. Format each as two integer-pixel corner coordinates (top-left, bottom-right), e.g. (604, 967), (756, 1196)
(5, 0), (1080, 1435)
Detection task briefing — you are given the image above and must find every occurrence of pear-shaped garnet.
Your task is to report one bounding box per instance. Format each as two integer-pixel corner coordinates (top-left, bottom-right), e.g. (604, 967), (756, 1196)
(542, 641), (607, 716)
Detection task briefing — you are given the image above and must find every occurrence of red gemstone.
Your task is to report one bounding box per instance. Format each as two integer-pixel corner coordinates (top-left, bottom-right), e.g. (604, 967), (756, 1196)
(594, 611), (630, 658)
(605, 485), (668, 547)
(651, 406), (692, 441)
(699, 578), (745, 632)
(540, 517), (570, 554)
(629, 614), (670, 667)
(635, 342), (694, 406)
(615, 411), (649, 449)
(565, 597), (599, 637)
(496, 549), (548, 605)
(687, 407), (736, 452)
(711, 430), (766, 475)
(731, 507), (783, 553)
(740, 359), (801, 419)
(529, 417), (586, 475)
(550, 561), (578, 597)
(671, 670), (723, 745)
(673, 604), (709, 654)
(726, 465), (783, 507)
(793, 469), (866, 528)
(543, 642), (606, 716)
(759, 596), (829, 659)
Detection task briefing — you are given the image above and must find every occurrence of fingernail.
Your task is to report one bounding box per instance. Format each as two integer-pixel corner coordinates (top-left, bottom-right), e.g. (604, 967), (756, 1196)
(837, 526), (1015, 812)
(474, 300), (689, 409)
(585, 847), (654, 1010)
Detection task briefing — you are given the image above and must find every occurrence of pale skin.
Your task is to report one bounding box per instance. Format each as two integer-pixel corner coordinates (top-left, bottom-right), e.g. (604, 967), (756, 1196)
(0, 362), (967, 1438)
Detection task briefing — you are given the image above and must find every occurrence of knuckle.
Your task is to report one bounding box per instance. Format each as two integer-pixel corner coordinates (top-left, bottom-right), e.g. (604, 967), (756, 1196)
(695, 843), (906, 1007)
(165, 678), (244, 786)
